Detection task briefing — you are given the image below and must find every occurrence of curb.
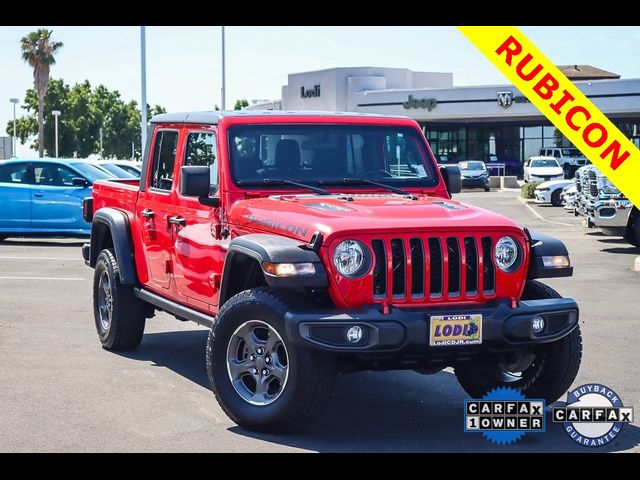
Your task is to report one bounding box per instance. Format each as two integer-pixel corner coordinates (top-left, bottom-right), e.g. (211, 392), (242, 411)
(634, 257), (640, 273)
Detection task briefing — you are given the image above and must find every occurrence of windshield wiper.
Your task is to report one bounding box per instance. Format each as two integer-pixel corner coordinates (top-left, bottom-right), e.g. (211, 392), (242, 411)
(237, 178), (331, 196)
(319, 178), (417, 199)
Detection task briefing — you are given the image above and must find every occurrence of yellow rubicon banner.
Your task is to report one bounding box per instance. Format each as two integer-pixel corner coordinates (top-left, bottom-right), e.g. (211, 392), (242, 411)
(458, 26), (640, 207)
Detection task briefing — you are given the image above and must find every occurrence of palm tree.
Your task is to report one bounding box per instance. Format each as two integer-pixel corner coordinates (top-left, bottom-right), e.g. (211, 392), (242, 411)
(20, 29), (63, 157)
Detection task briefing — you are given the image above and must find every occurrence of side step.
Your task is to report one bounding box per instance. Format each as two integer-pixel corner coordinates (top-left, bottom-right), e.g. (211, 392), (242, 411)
(134, 288), (214, 328)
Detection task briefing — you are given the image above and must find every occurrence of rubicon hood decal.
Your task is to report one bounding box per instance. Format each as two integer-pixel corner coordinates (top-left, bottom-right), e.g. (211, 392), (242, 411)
(231, 194), (520, 241)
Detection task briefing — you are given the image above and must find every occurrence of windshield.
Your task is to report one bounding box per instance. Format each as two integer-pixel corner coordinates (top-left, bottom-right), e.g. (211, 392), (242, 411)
(71, 162), (115, 182)
(459, 161), (486, 170)
(561, 148), (582, 156)
(531, 159), (560, 168)
(228, 125), (439, 188)
(99, 163), (137, 179)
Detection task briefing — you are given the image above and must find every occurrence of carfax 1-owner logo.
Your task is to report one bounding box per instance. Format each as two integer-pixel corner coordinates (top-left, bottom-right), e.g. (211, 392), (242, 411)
(464, 387), (545, 445)
(553, 383), (634, 447)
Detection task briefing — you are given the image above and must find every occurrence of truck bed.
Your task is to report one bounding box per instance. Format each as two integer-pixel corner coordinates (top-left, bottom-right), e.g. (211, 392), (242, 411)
(93, 178), (141, 213)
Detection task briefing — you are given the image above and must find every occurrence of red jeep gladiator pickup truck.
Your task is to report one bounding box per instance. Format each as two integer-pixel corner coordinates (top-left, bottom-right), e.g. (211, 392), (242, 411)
(82, 111), (581, 432)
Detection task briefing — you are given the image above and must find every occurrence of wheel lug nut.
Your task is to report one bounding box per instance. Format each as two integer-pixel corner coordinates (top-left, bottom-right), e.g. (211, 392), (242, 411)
(265, 356), (271, 363)
(252, 368), (258, 374)
(249, 354), (255, 361)
(262, 369), (269, 375)
(257, 348), (264, 355)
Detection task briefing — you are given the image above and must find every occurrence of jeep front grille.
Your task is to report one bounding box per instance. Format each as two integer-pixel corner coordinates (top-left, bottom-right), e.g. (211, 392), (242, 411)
(588, 170), (598, 197)
(371, 235), (496, 302)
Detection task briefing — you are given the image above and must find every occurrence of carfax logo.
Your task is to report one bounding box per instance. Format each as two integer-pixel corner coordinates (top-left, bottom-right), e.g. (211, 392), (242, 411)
(553, 383), (634, 447)
(464, 387), (545, 445)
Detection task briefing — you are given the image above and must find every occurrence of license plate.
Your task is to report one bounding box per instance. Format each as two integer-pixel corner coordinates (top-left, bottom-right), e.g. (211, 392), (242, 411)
(429, 314), (482, 347)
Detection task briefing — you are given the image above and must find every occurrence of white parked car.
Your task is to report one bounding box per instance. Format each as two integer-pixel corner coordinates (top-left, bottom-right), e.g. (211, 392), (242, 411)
(98, 160), (143, 178)
(562, 184), (578, 211)
(539, 147), (588, 179)
(523, 156), (564, 183)
(534, 179), (575, 206)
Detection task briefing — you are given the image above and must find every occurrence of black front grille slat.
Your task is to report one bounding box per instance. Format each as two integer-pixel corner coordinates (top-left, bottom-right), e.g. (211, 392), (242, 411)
(446, 237), (460, 296)
(372, 240), (386, 297)
(409, 238), (424, 297)
(464, 237), (478, 294)
(428, 238), (442, 297)
(391, 239), (405, 297)
(481, 237), (495, 293)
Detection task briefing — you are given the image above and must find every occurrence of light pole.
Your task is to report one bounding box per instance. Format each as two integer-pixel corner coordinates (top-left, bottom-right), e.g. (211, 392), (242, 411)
(140, 26), (148, 153)
(99, 127), (103, 159)
(221, 26), (226, 111)
(9, 98), (19, 157)
(52, 110), (61, 158)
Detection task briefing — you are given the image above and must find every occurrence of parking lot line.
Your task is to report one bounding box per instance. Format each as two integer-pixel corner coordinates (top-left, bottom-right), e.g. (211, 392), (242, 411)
(0, 256), (81, 261)
(519, 198), (575, 227)
(0, 276), (86, 281)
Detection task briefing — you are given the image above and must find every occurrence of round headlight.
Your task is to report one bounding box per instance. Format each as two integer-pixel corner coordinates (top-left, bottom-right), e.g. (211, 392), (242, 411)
(333, 240), (368, 277)
(494, 236), (520, 272)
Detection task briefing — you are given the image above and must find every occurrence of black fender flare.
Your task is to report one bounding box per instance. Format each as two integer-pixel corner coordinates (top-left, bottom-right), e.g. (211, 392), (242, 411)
(219, 234), (328, 305)
(90, 208), (137, 285)
(526, 230), (573, 279)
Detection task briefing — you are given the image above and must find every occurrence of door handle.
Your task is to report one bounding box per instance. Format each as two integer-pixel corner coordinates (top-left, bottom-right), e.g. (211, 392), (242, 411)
(169, 216), (186, 226)
(33, 192), (44, 198)
(141, 209), (155, 219)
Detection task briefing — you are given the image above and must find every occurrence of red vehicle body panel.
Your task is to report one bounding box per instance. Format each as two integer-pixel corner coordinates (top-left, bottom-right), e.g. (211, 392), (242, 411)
(92, 113), (529, 316)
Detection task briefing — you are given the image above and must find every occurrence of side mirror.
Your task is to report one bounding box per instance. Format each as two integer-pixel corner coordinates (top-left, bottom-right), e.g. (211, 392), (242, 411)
(439, 165), (462, 196)
(180, 165), (219, 207)
(72, 177), (90, 187)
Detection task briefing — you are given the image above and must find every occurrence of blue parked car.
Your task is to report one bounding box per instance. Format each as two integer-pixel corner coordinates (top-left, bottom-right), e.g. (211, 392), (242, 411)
(0, 158), (115, 239)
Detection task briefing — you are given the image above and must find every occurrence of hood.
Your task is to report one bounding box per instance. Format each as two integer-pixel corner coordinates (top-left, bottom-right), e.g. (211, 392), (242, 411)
(230, 194), (522, 242)
(530, 166), (563, 176)
(536, 179), (574, 189)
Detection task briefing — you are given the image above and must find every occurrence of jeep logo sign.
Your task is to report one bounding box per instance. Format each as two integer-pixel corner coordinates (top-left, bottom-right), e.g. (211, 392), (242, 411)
(403, 95), (437, 111)
(301, 85), (321, 99)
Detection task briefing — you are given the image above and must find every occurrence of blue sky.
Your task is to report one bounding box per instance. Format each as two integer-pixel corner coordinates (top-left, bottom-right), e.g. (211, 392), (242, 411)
(2, 26), (640, 157)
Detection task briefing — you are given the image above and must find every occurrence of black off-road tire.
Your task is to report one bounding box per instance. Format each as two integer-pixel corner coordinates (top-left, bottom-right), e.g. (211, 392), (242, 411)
(207, 287), (335, 433)
(484, 186), (491, 192)
(563, 164), (572, 179)
(455, 280), (582, 404)
(624, 213), (640, 247)
(551, 189), (562, 207)
(93, 249), (146, 350)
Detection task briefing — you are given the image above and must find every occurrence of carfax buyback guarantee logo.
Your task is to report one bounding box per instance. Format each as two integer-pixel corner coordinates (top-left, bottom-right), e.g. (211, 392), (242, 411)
(553, 383), (634, 447)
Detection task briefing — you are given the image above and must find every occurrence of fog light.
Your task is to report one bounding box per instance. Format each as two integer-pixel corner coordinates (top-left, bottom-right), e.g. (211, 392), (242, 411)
(346, 325), (363, 343)
(532, 316), (546, 334)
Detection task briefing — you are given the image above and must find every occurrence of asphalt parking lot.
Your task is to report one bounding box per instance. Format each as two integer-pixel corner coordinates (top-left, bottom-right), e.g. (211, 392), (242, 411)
(1, 189), (639, 452)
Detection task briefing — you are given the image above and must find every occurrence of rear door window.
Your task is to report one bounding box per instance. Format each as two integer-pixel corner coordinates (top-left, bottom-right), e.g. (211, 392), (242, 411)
(149, 130), (179, 191)
(0, 163), (30, 184)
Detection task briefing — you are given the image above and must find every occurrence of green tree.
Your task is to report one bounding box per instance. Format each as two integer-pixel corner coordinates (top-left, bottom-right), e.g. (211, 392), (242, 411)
(6, 78), (166, 160)
(234, 99), (249, 110)
(20, 29), (63, 157)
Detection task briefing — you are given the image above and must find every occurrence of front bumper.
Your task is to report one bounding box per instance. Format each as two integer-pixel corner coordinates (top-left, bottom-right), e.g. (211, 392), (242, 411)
(534, 190), (552, 203)
(592, 199), (633, 234)
(530, 175), (564, 183)
(284, 298), (579, 355)
(461, 176), (489, 188)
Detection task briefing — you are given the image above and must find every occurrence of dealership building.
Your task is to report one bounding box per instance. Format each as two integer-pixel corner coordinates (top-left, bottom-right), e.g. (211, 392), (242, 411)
(248, 66), (640, 173)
